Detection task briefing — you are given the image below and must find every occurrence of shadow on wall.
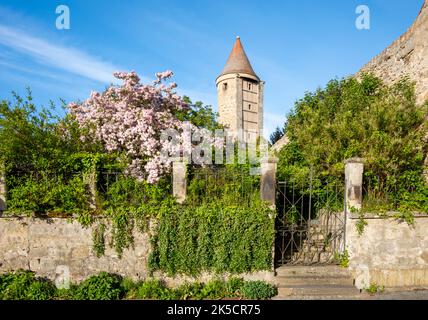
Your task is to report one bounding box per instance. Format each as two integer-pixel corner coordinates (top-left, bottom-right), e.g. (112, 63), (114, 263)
(0, 199), (5, 213)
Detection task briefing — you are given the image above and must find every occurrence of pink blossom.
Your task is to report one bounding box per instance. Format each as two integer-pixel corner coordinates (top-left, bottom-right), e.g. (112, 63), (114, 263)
(68, 71), (212, 184)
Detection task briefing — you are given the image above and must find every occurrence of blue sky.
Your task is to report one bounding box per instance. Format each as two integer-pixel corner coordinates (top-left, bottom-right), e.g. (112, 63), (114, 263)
(0, 0), (424, 137)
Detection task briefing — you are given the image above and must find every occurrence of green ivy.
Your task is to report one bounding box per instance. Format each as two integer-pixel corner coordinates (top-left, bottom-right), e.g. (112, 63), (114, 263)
(149, 199), (276, 276)
(356, 213), (368, 236)
(92, 223), (106, 258)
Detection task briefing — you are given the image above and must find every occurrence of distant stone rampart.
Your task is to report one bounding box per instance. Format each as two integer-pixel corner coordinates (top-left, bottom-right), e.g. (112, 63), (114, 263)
(358, 1), (428, 104)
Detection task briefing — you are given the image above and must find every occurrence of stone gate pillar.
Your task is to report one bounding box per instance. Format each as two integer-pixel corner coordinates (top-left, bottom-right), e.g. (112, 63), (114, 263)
(0, 162), (6, 212)
(83, 167), (97, 210)
(173, 160), (187, 204)
(260, 156), (278, 208)
(345, 158), (364, 214)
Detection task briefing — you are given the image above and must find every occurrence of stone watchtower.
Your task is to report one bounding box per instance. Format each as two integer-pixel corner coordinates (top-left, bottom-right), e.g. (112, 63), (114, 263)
(216, 37), (264, 140)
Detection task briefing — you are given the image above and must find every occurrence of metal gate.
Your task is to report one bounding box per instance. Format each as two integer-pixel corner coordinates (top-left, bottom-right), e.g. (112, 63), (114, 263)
(275, 176), (346, 266)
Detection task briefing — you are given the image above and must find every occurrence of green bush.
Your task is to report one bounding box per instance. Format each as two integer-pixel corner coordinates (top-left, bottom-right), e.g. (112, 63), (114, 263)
(0, 270), (56, 300)
(175, 282), (206, 300)
(133, 278), (277, 300)
(56, 285), (78, 300)
(135, 279), (174, 300)
(200, 280), (227, 300)
(225, 277), (245, 297)
(240, 281), (277, 300)
(277, 74), (428, 213)
(72, 272), (124, 300)
(0, 271), (277, 300)
(120, 277), (137, 295)
(99, 175), (174, 257)
(7, 174), (90, 215)
(26, 280), (57, 300)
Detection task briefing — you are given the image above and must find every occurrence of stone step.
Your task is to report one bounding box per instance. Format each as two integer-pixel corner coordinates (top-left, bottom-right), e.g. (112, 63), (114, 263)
(291, 258), (332, 265)
(276, 275), (355, 286)
(290, 252), (335, 264)
(277, 285), (360, 297)
(275, 265), (351, 278)
(272, 294), (365, 300)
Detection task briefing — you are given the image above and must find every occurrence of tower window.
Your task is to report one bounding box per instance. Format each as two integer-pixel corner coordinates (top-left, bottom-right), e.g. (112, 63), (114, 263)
(223, 83), (228, 90)
(248, 104), (251, 110)
(248, 83), (252, 90)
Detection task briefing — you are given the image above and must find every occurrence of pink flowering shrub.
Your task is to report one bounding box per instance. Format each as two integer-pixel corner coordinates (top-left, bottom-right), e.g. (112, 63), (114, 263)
(69, 71), (212, 183)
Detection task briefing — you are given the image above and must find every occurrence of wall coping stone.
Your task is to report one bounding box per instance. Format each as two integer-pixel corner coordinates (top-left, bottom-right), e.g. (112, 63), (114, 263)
(344, 157), (365, 164)
(348, 211), (428, 220)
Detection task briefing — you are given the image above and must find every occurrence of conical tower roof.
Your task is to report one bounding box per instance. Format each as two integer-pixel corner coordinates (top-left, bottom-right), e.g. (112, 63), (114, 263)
(218, 37), (259, 80)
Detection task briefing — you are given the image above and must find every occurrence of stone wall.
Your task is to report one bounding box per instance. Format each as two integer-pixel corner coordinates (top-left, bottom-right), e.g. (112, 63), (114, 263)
(358, 0), (428, 104)
(0, 217), (151, 285)
(346, 213), (428, 289)
(0, 216), (274, 286)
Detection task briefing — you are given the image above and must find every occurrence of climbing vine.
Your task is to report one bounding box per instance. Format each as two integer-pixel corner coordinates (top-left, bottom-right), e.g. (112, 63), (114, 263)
(92, 223), (106, 258)
(148, 199), (276, 276)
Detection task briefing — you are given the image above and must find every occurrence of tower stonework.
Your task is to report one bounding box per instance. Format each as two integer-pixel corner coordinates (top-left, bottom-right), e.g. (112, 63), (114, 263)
(216, 37), (264, 139)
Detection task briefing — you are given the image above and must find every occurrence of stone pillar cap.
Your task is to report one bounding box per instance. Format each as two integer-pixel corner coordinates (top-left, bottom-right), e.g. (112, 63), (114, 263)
(261, 156), (279, 163)
(344, 157), (365, 164)
(171, 157), (189, 164)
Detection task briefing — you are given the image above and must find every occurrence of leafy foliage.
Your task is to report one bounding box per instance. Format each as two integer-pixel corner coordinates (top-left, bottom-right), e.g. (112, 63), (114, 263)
(0, 270), (56, 300)
(365, 283), (385, 295)
(72, 272), (124, 300)
(134, 279), (176, 300)
(0, 271), (277, 300)
(277, 74), (428, 213)
(149, 199), (275, 276)
(1, 86), (273, 276)
(0, 91), (101, 215)
(334, 250), (350, 268)
(100, 175), (175, 256)
(269, 126), (285, 145)
(240, 281), (278, 300)
(0, 90), (98, 172)
(356, 213), (368, 236)
(92, 223), (106, 258)
(180, 96), (221, 132)
(130, 278), (277, 300)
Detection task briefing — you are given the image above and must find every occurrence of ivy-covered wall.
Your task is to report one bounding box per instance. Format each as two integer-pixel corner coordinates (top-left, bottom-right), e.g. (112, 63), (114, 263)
(0, 214), (275, 285)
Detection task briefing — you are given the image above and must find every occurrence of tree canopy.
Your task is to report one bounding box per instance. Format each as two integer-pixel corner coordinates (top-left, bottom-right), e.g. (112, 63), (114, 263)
(277, 74), (427, 212)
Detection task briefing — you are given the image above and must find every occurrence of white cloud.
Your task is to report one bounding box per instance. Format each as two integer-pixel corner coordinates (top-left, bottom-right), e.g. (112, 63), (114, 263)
(0, 60), (72, 83)
(0, 24), (119, 83)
